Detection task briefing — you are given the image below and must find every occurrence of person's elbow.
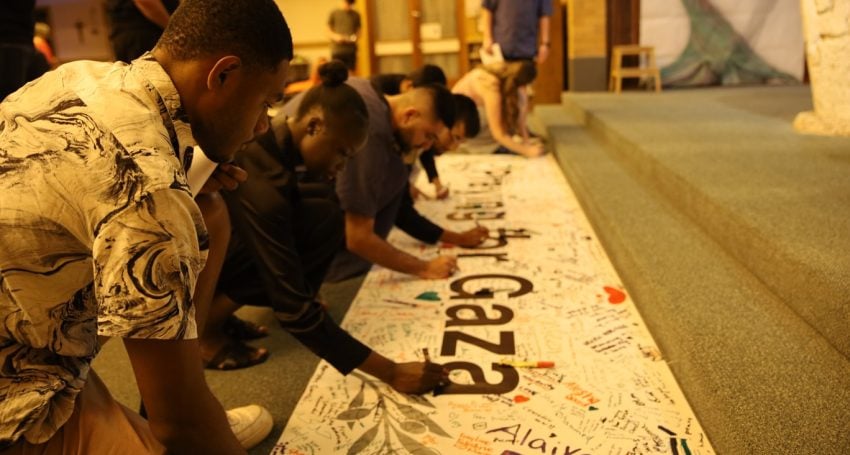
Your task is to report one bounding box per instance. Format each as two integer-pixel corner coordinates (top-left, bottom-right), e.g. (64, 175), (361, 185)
(345, 224), (372, 254)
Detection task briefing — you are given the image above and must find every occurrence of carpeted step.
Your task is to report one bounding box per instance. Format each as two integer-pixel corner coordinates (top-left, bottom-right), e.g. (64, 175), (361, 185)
(556, 87), (850, 360)
(535, 104), (850, 454)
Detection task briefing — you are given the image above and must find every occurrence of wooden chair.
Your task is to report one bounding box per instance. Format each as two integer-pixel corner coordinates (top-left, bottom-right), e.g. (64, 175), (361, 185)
(609, 45), (662, 93)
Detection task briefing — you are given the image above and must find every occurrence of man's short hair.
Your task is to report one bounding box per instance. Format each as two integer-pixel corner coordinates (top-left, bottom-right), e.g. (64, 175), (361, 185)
(417, 84), (456, 128)
(452, 94), (480, 138)
(407, 64), (447, 88)
(157, 0), (293, 71)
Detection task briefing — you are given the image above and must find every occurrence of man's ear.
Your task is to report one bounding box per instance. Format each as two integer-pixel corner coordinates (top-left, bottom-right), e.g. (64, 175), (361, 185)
(207, 55), (243, 91)
(307, 116), (324, 136)
(402, 107), (419, 125)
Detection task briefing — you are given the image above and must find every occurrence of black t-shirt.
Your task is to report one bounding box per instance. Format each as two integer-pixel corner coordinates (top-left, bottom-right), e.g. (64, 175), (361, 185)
(370, 73), (406, 96)
(106, 0), (179, 31)
(0, 0), (35, 45)
(224, 119), (372, 374)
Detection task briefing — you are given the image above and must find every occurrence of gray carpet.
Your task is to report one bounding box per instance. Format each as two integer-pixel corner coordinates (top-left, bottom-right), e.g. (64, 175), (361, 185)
(92, 275), (365, 455)
(536, 85), (850, 454)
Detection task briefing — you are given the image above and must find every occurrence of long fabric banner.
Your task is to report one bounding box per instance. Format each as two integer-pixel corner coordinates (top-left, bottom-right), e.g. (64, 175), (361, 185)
(274, 154), (715, 455)
(641, 0), (804, 87)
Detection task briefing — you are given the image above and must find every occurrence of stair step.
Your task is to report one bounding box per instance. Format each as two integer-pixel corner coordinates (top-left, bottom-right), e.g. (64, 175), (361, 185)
(559, 87), (850, 359)
(534, 104), (850, 454)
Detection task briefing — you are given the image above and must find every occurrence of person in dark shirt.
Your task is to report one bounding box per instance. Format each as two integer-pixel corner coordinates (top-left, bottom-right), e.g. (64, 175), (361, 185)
(106, 0), (179, 63)
(370, 64), (454, 199)
(327, 0), (361, 71)
(285, 78), (488, 282)
(0, 0), (49, 100)
(370, 64), (447, 96)
(396, 94), (482, 246)
(202, 61), (448, 394)
(481, 0), (552, 64)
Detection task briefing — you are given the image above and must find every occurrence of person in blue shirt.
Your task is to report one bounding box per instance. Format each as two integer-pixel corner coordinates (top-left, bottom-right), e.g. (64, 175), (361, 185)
(481, 0), (553, 64)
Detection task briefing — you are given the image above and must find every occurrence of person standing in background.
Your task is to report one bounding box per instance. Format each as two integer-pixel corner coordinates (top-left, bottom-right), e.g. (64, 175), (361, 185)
(33, 22), (58, 69)
(481, 0), (552, 65)
(106, 0), (179, 63)
(327, 0), (361, 72)
(0, 0), (49, 100)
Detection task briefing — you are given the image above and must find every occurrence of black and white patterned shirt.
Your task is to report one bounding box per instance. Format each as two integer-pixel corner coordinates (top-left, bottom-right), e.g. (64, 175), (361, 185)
(0, 54), (207, 446)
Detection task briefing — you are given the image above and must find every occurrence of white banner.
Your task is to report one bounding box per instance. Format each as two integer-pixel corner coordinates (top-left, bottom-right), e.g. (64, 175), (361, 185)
(275, 154), (714, 455)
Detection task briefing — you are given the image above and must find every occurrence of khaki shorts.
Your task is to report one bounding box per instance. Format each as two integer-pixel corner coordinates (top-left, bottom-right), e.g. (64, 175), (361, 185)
(1, 371), (165, 455)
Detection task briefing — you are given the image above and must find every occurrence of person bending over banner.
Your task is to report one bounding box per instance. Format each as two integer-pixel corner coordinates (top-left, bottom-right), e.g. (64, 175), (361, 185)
(201, 61), (450, 394)
(0, 0), (292, 452)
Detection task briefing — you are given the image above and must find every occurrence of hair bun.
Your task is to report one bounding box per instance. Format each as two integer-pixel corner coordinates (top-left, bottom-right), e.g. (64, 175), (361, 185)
(318, 60), (349, 87)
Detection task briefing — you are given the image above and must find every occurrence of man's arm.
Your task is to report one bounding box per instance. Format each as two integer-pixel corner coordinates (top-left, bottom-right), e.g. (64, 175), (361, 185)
(346, 211), (457, 279)
(396, 182), (488, 247)
(537, 16), (551, 64)
(133, 0), (171, 29)
(275, 301), (446, 394)
(481, 7), (494, 53)
(357, 350), (447, 394)
(125, 337), (245, 454)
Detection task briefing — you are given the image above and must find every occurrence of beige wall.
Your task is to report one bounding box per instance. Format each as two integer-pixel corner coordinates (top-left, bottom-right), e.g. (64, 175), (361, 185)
(45, 0), (113, 62)
(40, 0), (348, 65)
(276, 0), (370, 74)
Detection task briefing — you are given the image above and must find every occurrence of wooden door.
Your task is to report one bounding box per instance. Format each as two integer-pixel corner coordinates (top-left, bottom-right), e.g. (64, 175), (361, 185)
(367, 0), (464, 80)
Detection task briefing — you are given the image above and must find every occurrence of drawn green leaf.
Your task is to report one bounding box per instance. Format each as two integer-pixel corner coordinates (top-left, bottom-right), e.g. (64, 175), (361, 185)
(406, 395), (436, 409)
(395, 404), (451, 438)
(400, 420), (427, 434)
(395, 404), (428, 421)
(349, 383), (366, 409)
(394, 425), (440, 455)
(337, 408), (372, 421)
(347, 424), (379, 455)
(423, 418), (451, 438)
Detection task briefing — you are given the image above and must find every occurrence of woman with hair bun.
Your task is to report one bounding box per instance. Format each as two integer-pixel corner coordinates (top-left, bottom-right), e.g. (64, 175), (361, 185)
(452, 60), (545, 157)
(200, 60), (370, 370)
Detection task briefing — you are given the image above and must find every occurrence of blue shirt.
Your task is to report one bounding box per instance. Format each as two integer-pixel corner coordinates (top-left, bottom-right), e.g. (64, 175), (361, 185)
(482, 0), (552, 60)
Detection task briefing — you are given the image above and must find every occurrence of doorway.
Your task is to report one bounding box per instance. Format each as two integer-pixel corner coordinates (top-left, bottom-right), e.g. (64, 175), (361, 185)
(366, 0), (465, 80)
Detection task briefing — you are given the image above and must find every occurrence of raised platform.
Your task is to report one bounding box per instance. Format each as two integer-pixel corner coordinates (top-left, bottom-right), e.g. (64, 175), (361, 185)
(535, 85), (850, 454)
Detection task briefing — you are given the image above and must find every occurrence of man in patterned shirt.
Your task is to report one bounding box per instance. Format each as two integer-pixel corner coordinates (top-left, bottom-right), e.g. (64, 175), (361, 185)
(0, 0), (291, 453)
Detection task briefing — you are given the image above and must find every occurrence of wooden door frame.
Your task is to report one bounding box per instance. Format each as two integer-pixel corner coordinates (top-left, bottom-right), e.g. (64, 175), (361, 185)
(365, 0), (466, 76)
(533, 0), (566, 103)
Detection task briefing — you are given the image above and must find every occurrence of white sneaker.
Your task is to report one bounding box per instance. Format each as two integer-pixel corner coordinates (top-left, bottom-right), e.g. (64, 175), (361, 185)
(226, 404), (274, 449)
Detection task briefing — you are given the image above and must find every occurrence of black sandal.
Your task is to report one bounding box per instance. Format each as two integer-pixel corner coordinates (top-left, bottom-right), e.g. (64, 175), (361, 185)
(204, 340), (269, 370)
(223, 315), (269, 341)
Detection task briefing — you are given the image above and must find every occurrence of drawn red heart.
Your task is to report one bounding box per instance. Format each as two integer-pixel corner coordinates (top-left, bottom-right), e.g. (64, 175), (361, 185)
(603, 286), (626, 304)
(514, 395), (530, 403)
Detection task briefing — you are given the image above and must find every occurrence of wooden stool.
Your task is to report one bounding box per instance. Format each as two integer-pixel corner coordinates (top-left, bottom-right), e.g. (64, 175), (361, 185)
(609, 45), (662, 93)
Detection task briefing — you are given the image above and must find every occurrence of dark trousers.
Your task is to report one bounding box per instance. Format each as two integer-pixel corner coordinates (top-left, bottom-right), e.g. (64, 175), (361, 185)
(331, 43), (357, 71)
(0, 44), (49, 100)
(219, 192), (344, 313)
